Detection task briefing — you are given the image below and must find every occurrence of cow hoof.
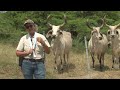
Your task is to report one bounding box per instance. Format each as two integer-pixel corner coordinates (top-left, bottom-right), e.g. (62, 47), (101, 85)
(93, 67), (95, 69)
(54, 66), (58, 70)
(112, 66), (114, 68)
(113, 64), (119, 70)
(60, 65), (64, 71)
(63, 63), (67, 66)
(100, 68), (103, 72)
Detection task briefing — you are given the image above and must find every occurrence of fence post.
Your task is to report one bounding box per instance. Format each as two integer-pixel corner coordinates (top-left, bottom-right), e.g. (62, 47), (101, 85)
(84, 36), (91, 78)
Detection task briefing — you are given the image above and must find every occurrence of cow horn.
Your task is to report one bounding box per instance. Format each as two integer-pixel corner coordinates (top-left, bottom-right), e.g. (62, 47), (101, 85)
(47, 15), (53, 27)
(59, 14), (67, 27)
(99, 18), (104, 28)
(103, 15), (111, 28)
(115, 23), (120, 29)
(105, 22), (111, 28)
(86, 19), (93, 30)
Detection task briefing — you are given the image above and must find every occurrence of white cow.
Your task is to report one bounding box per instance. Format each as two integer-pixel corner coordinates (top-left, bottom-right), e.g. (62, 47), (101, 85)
(46, 15), (72, 71)
(105, 21), (120, 69)
(87, 18), (108, 71)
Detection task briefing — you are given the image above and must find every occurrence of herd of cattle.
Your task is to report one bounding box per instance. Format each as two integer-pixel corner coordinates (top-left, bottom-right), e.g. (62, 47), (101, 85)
(45, 15), (120, 72)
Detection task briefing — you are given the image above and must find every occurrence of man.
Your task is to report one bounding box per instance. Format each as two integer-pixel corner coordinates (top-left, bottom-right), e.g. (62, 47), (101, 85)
(16, 19), (50, 79)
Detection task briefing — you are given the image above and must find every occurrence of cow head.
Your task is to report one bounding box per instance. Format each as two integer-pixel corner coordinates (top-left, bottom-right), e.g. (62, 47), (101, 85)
(86, 18), (104, 40)
(104, 19), (120, 39)
(46, 14), (67, 39)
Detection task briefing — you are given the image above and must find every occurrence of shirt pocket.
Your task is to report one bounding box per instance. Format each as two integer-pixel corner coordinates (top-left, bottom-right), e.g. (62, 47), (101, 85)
(24, 43), (31, 51)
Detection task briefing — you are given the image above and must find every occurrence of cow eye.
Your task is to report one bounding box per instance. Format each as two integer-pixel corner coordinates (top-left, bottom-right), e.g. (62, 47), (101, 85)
(57, 30), (60, 32)
(49, 31), (53, 34)
(107, 31), (110, 35)
(116, 31), (119, 35)
(91, 32), (94, 35)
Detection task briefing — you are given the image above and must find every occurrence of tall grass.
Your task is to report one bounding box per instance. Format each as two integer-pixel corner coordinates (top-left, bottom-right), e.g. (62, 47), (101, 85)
(0, 43), (23, 79)
(72, 37), (85, 53)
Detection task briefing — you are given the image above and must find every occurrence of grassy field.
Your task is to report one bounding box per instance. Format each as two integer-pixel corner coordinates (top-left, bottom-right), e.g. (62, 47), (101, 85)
(0, 43), (120, 79)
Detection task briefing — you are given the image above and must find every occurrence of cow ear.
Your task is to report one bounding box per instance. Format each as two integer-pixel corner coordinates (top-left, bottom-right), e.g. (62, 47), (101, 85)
(116, 26), (120, 29)
(47, 25), (52, 30)
(46, 30), (52, 38)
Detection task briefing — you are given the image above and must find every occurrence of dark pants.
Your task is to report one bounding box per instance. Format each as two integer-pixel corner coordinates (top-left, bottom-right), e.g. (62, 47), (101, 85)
(21, 59), (45, 79)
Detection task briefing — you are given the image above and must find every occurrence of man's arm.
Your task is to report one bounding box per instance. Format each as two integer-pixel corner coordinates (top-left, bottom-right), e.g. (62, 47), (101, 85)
(16, 49), (34, 57)
(37, 37), (50, 54)
(16, 37), (34, 57)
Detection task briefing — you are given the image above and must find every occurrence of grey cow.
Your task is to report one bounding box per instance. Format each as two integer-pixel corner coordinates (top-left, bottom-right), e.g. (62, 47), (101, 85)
(105, 18), (120, 69)
(46, 15), (72, 71)
(87, 18), (108, 71)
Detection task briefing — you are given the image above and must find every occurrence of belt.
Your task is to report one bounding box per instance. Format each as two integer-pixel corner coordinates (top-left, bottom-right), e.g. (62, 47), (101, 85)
(24, 58), (44, 62)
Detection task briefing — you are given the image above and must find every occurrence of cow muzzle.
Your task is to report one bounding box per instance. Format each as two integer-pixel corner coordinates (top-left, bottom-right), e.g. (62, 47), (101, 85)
(111, 35), (115, 38)
(99, 37), (102, 40)
(52, 35), (56, 39)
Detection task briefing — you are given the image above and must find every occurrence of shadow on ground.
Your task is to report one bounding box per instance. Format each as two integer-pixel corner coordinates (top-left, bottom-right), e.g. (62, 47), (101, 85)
(57, 63), (76, 74)
(93, 64), (110, 72)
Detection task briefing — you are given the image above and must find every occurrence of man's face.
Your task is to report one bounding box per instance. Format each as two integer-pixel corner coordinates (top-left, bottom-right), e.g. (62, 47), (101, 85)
(25, 23), (35, 35)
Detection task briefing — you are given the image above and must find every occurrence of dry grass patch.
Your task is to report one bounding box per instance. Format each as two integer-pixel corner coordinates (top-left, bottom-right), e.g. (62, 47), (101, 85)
(0, 43), (120, 79)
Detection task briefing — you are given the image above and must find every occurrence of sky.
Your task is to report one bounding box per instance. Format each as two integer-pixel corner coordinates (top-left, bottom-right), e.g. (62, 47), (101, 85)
(0, 11), (7, 13)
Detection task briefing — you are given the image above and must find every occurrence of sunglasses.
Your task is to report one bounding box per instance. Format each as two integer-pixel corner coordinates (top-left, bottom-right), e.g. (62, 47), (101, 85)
(25, 24), (34, 29)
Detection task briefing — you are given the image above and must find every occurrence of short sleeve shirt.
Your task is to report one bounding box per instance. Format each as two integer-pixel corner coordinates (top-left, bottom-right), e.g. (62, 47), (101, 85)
(16, 32), (50, 59)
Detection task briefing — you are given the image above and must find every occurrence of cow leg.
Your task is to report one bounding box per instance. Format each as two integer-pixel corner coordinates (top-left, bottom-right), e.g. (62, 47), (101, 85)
(99, 55), (102, 71)
(101, 54), (104, 71)
(101, 53), (104, 66)
(113, 57), (119, 69)
(63, 54), (66, 65)
(63, 54), (68, 69)
(64, 53), (69, 65)
(103, 55), (104, 67)
(60, 54), (64, 71)
(97, 54), (103, 71)
(97, 55), (100, 68)
(54, 55), (58, 70)
(91, 53), (95, 68)
(66, 53), (69, 72)
(112, 55), (114, 68)
(67, 53), (69, 66)
(119, 57), (120, 69)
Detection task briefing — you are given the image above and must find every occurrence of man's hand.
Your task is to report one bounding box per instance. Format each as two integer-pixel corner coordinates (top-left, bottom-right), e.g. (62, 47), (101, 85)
(37, 37), (45, 46)
(16, 49), (34, 57)
(26, 49), (34, 55)
(37, 37), (50, 54)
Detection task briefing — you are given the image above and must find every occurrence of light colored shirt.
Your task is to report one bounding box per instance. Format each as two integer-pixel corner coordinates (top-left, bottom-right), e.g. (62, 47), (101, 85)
(16, 32), (50, 59)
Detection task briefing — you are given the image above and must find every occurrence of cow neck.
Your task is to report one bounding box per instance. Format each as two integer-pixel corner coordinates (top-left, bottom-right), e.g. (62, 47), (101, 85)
(112, 36), (120, 49)
(92, 36), (99, 49)
(52, 35), (63, 46)
(55, 34), (62, 41)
